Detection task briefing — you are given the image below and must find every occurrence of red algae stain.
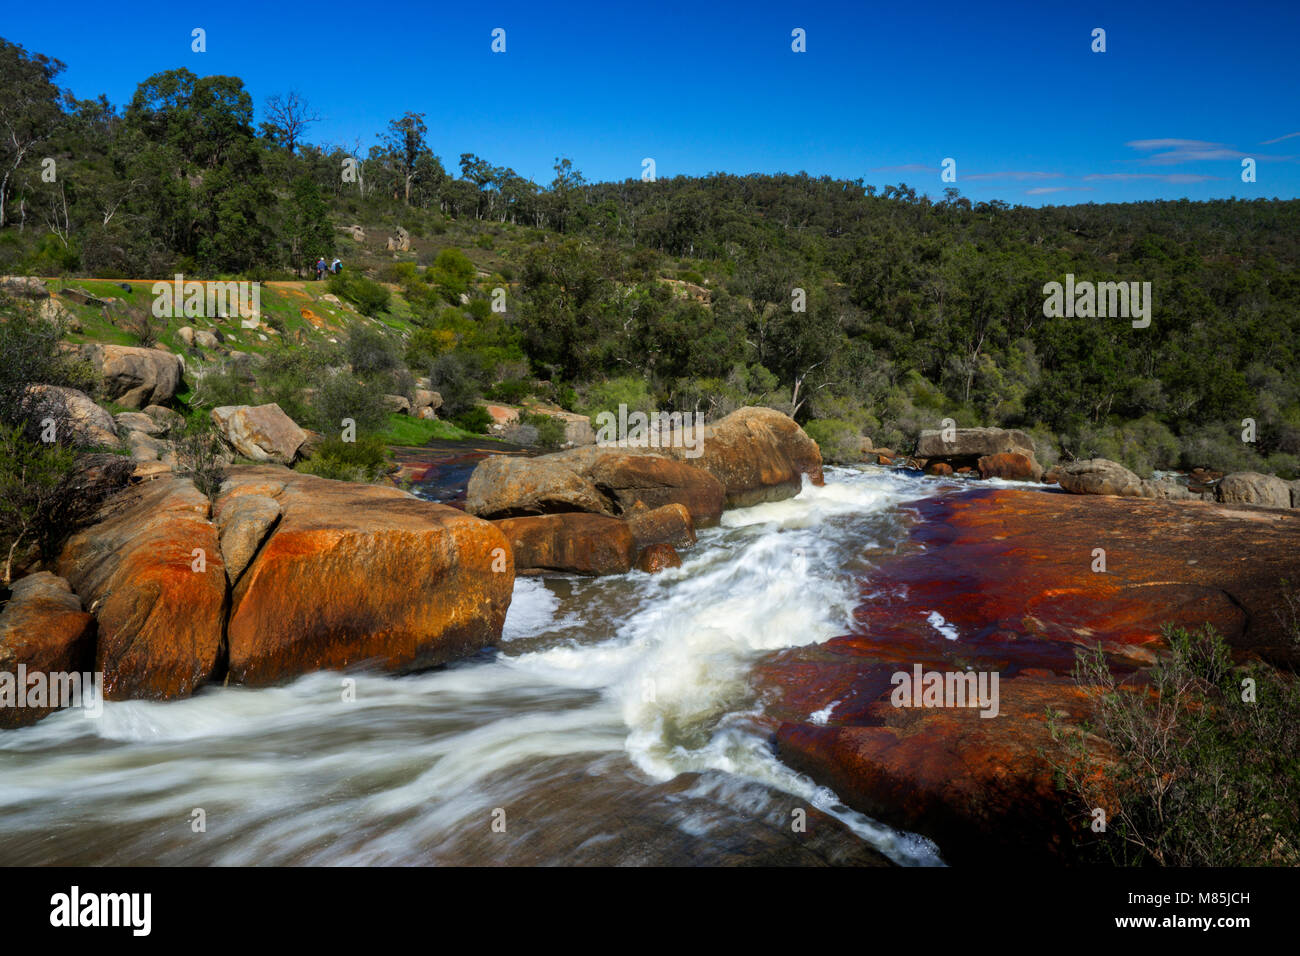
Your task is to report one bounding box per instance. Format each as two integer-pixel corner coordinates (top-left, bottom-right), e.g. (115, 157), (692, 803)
(759, 485), (1300, 863)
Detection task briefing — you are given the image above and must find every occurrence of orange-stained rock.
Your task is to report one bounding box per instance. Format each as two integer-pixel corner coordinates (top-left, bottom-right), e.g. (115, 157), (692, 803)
(636, 543), (682, 574)
(977, 452), (1043, 482)
(625, 503), (696, 551)
(777, 671), (1098, 864)
(761, 486), (1300, 863)
(0, 572), (97, 729)
(493, 513), (636, 576)
(554, 448), (726, 526)
(223, 467), (514, 686)
(658, 406), (823, 508)
(483, 404), (520, 427)
(465, 406), (820, 519)
(57, 477), (226, 700)
(925, 461), (953, 477)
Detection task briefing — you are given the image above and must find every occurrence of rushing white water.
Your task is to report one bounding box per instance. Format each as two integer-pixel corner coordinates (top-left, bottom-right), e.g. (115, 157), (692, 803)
(0, 466), (948, 866)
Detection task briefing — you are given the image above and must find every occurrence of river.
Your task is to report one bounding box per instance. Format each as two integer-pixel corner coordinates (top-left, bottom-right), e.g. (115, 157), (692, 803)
(0, 466), (948, 866)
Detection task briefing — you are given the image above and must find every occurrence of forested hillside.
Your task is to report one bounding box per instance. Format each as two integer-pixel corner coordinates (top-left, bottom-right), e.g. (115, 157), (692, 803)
(3, 36), (1298, 477)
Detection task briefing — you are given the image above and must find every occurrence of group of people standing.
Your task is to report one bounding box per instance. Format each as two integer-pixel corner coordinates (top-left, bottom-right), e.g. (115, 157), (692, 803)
(313, 257), (342, 280)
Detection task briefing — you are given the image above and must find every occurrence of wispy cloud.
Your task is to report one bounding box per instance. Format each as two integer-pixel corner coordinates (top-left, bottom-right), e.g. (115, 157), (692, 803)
(965, 171), (1062, 181)
(1261, 131), (1300, 145)
(1083, 173), (1221, 183)
(1126, 138), (1219, 151)
(1125, 139), (1248, 165)
(1025, 186), (1093, 195)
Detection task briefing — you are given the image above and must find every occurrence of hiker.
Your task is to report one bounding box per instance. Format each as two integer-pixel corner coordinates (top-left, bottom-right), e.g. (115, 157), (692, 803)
(331, 257), (342, 275)
(315, 257), (326, 281)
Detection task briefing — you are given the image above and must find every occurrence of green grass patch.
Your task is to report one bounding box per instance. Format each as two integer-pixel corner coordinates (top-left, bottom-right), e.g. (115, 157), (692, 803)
(375, 413), (493, 446)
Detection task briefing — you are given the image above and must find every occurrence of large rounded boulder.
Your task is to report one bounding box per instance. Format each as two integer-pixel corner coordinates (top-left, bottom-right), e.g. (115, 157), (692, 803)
(57, 477), (227, 700)
(223, 468), (514, 685)
(82, 344), (184, 409)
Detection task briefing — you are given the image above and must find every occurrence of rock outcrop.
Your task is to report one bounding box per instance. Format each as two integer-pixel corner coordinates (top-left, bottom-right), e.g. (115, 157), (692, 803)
(21, 385), (119, 447)
(56, 477), (227, 700)
(0, 275), (49, 299)
(1216, 471), (1292, 510)
(222, 468), (514, 685)
(1054, 458), (1148, 497)
(466, 455), (615, 518)
(762, 487), (1300, 864)
(82, 344), (184, 409)
(466, 407), (818, 523)
(552, 448), (727, 525)
(977, 452), (1042, 482)
(493, 513), (636, 576)
(663, 406), (823, 507)
(916, 427), (1036, 463)
(0, 573), (97, 729)
(211, 403), (307, 464)
(625, 503), (696, 552)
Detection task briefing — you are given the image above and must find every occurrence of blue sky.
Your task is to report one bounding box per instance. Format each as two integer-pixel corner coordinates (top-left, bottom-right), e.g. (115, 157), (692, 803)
(5, 0), (1298, 206)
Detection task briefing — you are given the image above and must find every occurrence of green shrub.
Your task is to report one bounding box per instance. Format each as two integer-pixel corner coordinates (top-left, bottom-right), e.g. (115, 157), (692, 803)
(345, 326), (403, 377)
(485, 379), (532, 404)
(0, 300), (100, 429)
(428, 352), (485, 417)
(452, 406), (492, 434)
(327, 273), (391, 316)
(1049, 624), (1300, 865)
(803, 418), (862, 464)
(173, 418), (227, 501)
(296, 435), (390, 482)
(310, 371), (390, 436)
(521, 412), (568, 449)
(0, 424), (131, 584)
(576, 375), (656, 421)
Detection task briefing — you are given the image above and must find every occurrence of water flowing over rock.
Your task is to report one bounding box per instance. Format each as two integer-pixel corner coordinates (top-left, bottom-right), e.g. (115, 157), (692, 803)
(223, 468), (514, 686)
(56, 477), (227, 701)
(211, 403), (307, 464)
(82, 344), (184, 409)
(0, 573), (97, 729)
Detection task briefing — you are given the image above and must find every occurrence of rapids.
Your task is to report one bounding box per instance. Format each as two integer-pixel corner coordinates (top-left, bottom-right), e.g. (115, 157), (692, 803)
(0, 466), (950, 866)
